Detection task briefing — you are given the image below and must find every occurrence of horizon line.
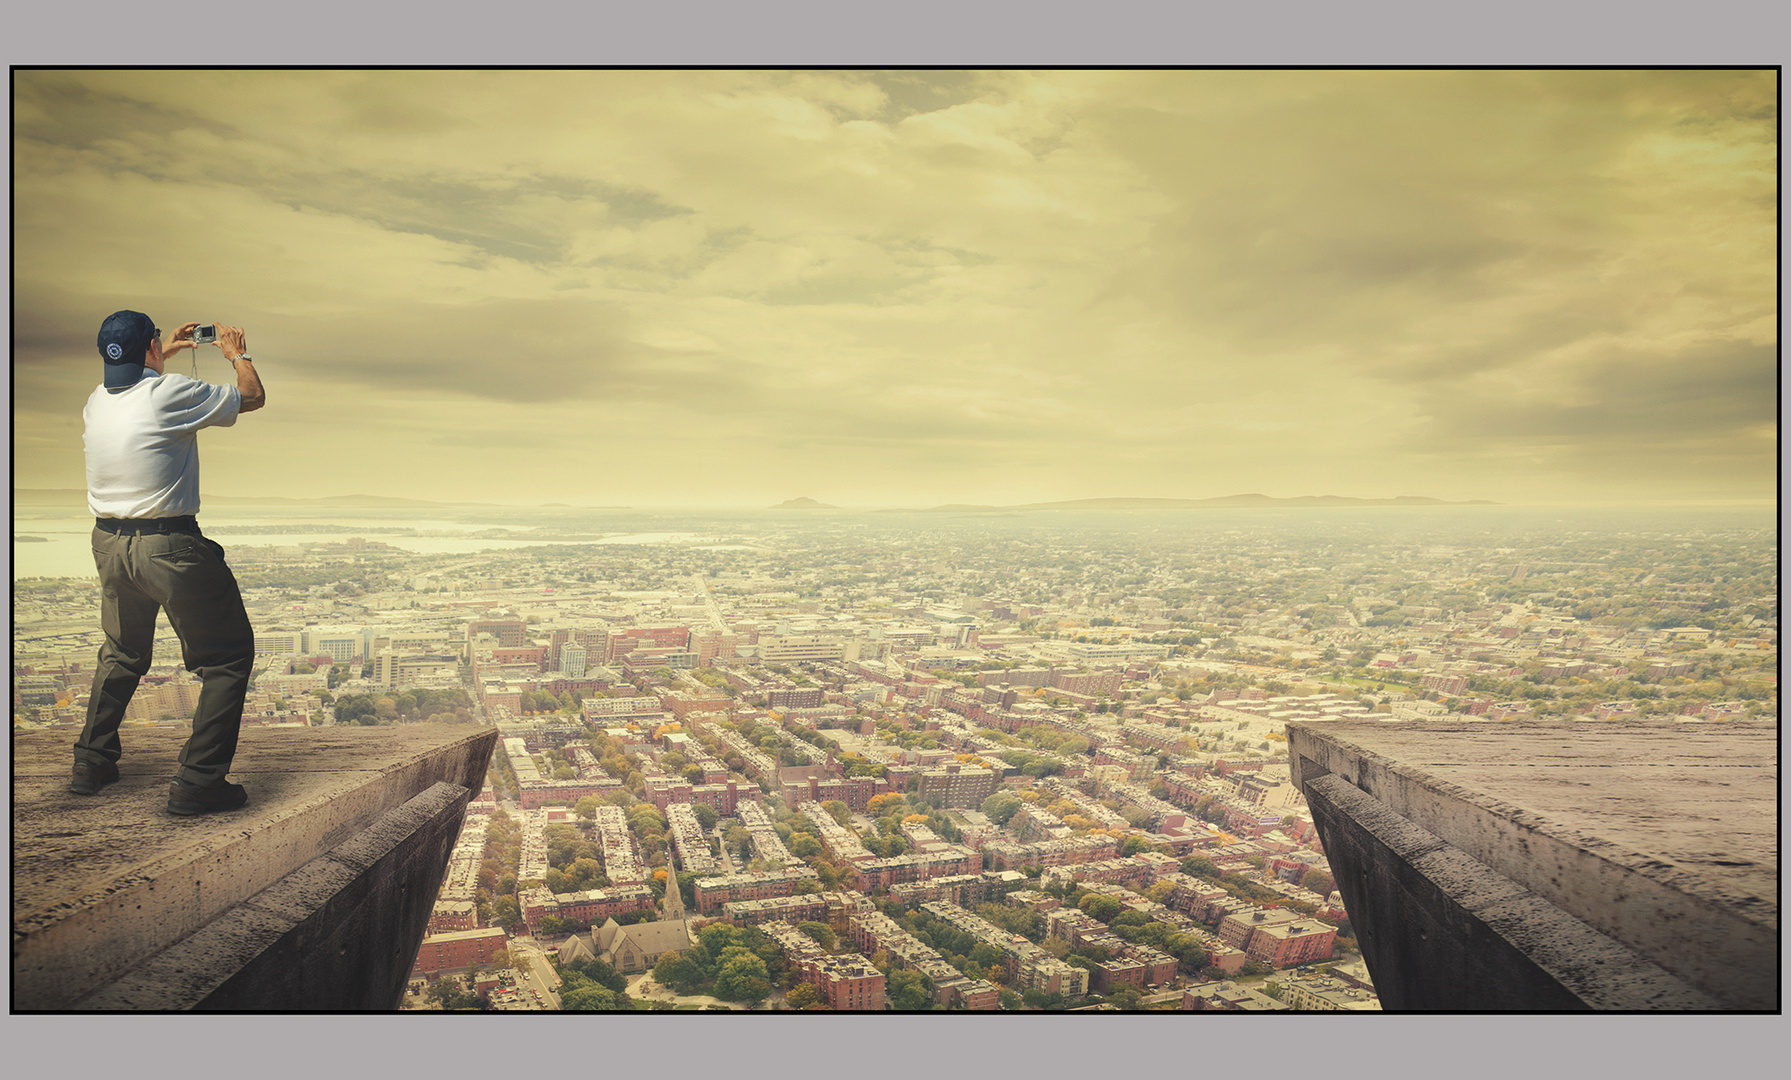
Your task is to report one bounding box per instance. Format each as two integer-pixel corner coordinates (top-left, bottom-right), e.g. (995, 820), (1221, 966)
(12, 487), (1780, 512)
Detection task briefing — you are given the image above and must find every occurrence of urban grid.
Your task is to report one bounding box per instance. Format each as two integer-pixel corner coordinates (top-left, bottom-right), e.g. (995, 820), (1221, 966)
(14, 508), (1778, 1011)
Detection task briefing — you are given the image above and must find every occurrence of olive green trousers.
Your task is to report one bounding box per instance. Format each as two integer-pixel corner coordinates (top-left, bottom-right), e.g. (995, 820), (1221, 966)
(77, 524), (256, 787)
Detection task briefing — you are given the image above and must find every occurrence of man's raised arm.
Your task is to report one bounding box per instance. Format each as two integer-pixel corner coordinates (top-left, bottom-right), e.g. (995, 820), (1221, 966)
(213, 324), (264, 413)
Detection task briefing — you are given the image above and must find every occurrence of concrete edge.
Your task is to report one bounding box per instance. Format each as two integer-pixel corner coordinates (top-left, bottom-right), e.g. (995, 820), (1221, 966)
(71, 782), (473, 1011)
(1306, 774), (1719, 1011)
(1287, 722), (1777, 1008)
(1287, 722), (1777, 916)
(13, 728), (498, 1008)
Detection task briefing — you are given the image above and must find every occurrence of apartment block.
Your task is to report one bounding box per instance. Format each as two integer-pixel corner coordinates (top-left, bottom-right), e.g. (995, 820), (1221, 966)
(548, 884), (657, 928)
(981, 834), (1117, 872)
(851, 846), (983, 892)
(693, 867), (822, 913)
(665, 802), (721, 875)
(591, 805), (645, 885)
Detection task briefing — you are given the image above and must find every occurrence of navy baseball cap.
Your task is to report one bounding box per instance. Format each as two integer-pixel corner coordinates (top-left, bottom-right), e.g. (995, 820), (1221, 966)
(97, 310), (157, 388)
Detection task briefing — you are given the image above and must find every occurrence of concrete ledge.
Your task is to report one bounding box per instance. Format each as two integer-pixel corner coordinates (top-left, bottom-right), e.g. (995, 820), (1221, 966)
(1305, 773), (1717, 1010)
(78, 781), (473, 1010)
(1288, 721), (1777, 1011)
(13, 726), (497, 1009)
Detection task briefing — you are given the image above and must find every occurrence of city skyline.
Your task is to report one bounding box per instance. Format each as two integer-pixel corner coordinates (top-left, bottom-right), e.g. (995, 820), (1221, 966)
(13, 69), (1778, 509)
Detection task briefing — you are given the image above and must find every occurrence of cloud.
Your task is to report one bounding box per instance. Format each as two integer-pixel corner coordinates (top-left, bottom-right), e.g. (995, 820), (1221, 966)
(1400, 339), (1778, 496)
(1415, 340), (1776, 439)
(10, 70), (1777, 506)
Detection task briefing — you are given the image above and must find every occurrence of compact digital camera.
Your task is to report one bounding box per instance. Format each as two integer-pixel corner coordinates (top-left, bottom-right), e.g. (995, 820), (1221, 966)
(192, 324), (218, 345)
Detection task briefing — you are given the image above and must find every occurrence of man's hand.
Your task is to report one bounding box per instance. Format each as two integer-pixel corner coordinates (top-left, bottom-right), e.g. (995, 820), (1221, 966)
(160, 321), (203, 357)
(212, 323), (248, 360)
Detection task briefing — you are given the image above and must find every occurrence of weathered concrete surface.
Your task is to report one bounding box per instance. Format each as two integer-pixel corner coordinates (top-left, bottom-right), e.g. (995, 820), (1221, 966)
(1304, 773), (1719, 1010)
(78, 782), (472, 1010)
(12, 726), (496, 1009)
(1287, 721), (1777, 1011)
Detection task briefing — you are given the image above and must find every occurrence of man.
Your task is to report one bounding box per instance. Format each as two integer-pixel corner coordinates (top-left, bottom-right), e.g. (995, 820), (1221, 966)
(75, 310), (266, 815)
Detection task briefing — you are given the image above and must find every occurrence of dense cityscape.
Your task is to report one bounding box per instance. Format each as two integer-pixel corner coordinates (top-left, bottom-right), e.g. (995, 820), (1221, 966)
(14, 504), (1778, 1011)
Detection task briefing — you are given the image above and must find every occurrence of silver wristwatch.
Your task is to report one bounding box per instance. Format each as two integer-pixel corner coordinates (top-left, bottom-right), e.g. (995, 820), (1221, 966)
(231, 353), (253, 364)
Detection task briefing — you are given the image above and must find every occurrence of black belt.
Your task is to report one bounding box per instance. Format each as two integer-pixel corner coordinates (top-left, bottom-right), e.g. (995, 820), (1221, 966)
(95, 516), (201, 535)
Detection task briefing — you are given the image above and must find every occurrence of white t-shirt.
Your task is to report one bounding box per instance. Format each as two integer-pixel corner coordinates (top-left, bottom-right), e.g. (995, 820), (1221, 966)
(84, 371), (241, 519)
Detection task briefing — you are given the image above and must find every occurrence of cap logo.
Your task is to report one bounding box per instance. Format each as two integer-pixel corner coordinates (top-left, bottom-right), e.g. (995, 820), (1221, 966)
(106, 343), (124, 360)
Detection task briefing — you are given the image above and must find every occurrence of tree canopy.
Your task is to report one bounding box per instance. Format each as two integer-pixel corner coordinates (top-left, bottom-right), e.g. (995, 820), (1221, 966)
(886, 968), (932, 1011)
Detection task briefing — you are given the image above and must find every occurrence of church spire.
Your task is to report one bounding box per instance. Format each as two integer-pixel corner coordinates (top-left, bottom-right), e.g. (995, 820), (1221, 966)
(661, 863), (685, 923)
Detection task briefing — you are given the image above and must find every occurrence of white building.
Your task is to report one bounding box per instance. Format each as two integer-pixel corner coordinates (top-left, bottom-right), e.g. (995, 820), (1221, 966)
(560, 642), (587, 678)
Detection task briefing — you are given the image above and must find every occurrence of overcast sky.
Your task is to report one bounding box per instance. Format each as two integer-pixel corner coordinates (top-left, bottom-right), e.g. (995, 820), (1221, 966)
(13, 69), (1777, 508)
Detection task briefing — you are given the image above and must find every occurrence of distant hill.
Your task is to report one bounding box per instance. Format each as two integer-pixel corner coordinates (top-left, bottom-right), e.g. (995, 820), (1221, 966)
(234, 493), (455, 508)
(909, 493), (1500, 512)
(14, 488), (89, 506)
(771, 497), (837, 509)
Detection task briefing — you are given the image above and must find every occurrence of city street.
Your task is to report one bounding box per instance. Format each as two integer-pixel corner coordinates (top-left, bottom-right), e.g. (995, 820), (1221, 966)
(508, 936), (562, 1010)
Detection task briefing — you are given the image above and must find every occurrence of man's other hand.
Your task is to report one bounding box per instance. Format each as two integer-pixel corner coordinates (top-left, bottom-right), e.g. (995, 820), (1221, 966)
(161, 321), (203, 357)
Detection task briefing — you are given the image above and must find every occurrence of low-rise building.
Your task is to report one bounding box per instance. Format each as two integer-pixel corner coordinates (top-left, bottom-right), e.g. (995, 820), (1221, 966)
(411, 926), (508, 977)
(1282, 974), (1381, 1011)
(1182, 980), (1290, 1012)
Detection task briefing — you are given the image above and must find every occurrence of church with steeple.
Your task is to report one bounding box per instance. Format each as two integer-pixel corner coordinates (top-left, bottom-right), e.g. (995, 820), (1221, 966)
(591, 869), (697, 975)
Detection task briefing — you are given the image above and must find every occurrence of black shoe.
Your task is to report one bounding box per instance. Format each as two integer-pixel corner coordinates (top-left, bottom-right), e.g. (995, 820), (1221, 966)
(70, 760), (120, 795)
(167, 779), (249, 816)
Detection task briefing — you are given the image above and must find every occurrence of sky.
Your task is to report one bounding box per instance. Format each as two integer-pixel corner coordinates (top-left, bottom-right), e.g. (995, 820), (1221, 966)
(11, 69), (1778, 508)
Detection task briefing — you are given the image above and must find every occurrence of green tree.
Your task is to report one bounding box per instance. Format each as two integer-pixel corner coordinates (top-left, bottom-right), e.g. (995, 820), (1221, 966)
(713, 951), (771, 1003)
(698, 922), (744, 957)
(798, 921), (837, 951)
(1110, 985), (1148, 1010)
(1022, 988), (1066, 1010)
(560, 985), (629, 1011)
(333, 694), (378, 724)
(1118, 835), (1156, 858)
(1078, 894), (1123, 922)
(1181, 855), (1221, 879)
(562, 956), (628, 994)
(492, 896), (524, 934)
(424, 977), (481, 1011)
(886, 968), (932, 1011)
(654, 951), (707, 995)
(569, 857), (606, 890)
(981, 792), (1023, 825)
(785, 981), (823, 1009)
